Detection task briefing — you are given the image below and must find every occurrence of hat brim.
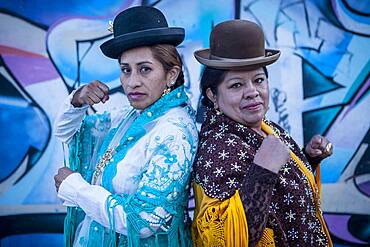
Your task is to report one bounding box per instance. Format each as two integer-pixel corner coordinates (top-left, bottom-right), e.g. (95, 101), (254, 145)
(101, 27), (185, 59)
(194, 48), (280, 70)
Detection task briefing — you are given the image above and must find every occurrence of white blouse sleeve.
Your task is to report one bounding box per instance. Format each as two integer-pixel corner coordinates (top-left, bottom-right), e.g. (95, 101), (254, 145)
(58, 120), (197, 238)
(54, 90), (89, 144)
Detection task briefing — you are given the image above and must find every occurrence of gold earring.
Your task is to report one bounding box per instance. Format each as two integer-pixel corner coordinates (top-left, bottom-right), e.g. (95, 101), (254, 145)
(162, 87), (171, 97)
(214, 106), (222, 115)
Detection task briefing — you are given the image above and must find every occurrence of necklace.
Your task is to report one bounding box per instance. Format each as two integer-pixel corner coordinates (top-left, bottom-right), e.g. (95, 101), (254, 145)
(92, 148), (114, 184)
(91, 86), (188, 191)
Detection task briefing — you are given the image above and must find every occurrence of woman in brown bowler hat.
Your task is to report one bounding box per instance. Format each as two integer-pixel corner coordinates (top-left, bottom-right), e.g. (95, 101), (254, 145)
(191, 20), (333, 246)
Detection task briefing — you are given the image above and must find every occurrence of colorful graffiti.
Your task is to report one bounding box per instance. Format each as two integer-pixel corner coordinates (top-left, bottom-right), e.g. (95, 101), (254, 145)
(0, 0), (369, 246)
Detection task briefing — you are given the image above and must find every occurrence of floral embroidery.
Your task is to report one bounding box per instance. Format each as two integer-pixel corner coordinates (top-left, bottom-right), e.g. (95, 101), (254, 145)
(164, 154), (178, 164)
(65, 86), (198, 247)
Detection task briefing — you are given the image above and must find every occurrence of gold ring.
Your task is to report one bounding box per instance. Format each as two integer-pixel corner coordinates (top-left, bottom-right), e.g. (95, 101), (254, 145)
(325, 142), (333, 154)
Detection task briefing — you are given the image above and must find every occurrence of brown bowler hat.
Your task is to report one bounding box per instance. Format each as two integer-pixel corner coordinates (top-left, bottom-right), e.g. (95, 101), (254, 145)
(194, 20), (280, 70)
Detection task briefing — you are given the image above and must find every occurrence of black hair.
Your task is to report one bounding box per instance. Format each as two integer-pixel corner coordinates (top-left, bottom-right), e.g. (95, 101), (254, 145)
(200, 66), (269, 107)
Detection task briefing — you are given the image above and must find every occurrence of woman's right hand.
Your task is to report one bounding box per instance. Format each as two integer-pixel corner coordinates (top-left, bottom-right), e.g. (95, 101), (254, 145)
(71, 80), (110, 107)
(253, 135), (290, 174)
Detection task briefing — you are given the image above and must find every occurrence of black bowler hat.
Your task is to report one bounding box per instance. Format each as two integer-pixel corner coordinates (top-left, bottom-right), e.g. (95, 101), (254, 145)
(100, 6), (185, 59)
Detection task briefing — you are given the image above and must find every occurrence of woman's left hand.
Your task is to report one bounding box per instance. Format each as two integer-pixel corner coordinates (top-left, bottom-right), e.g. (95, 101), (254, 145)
(305, 135), (333, 160)
(54, 167), (75, 192)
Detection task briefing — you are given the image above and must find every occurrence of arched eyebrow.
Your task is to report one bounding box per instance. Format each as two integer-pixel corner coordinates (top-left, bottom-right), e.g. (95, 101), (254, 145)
(225, 72), (266, 82)
(254, 72), (266, 77)
(119, 61), (154, 66)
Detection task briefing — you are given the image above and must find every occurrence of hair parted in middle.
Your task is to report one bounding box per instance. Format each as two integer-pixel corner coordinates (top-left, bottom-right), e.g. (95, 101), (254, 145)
(200, 66), (269, 108)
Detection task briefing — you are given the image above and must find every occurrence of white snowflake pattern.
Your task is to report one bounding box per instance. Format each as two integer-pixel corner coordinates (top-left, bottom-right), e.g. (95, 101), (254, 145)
(236, 124), (247, 132)
(213, 166), (225, 177)
(269, 202), (279, 213)
(271, 188), (276, 196)
(306, 203), (314, 214)
(308, 221), (315, 230)
(214, 131), (224, 140)
(290, 180), (299, 189)
(203, 175), (209, 184)
(219, 123), (229, 132)
(226, 177), (238, 188)
(310, 235), (315, 245)
(287, 228), (298, 240)
(225, 137), (237, 147)
(285, 210), (296, 222)
(210, 115), (216, 124)
(237, 150), (248, 161)
(279, 176), (288, 186)
(301, 213), (307, 224)
(316, 235), (327, 246)
(298, 196), (306, 207)
(197, 156), (204, 163)
(201, 140), (208, 149)
(274, 128), (281, 137)
(203, 130), (213, 137)
(283, 129), (290, 137)
(269, 218), (277, 227)
(246, 133), (258, 145)
(283, 193), (294, 205)
(285, 141), (294, 150)
(208, 182), (220, 196)
(231, 162), (242, 172)
(241, 141), (251, 149)
(218, 150), (230, 160)
(281, 166), (291, 175)
(304, 186), (313, 198)
(207, 144), (216, 153)
(204, 160), (213, 169)
(303, 232), (308, 242)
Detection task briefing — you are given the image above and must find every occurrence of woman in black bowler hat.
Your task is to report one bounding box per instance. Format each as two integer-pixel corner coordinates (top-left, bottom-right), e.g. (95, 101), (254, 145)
(54, 6), (198, 247)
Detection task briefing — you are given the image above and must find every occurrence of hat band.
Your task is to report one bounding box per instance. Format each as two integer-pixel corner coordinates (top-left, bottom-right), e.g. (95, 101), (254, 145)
(209, 53), (268, 62)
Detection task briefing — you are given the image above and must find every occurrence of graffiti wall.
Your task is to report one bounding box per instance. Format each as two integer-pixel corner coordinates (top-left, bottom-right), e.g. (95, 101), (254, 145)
(0, 0), (369, 246)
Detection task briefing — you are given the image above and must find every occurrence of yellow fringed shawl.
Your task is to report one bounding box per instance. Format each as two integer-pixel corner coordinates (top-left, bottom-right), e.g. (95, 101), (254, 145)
(191, 121), (333, 247)
(192, 184), (275, 247)
(261, 122), (333, 247)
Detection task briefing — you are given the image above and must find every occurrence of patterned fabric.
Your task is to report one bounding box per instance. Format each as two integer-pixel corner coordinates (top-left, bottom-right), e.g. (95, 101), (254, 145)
(62, 86), (198, 247)
(193, 108), (330, 247)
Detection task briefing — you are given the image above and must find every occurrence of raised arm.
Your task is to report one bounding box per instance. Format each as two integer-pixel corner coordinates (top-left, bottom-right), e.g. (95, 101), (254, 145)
(302, 134), (333, 171)
(57, 121), (197, 242)
(54, 81), (109, 144)
(239, 135), (289, 245)
(192, 134), (289, 246)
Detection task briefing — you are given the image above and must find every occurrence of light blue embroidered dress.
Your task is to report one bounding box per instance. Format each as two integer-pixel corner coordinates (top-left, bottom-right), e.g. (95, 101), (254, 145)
(55, 87), (198, 247)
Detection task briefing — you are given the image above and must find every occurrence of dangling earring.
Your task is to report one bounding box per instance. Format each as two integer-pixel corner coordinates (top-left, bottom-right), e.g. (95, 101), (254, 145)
(162, 80), (175, 96)
(214, 106), (222, 115)
(162, 87), (171, 97)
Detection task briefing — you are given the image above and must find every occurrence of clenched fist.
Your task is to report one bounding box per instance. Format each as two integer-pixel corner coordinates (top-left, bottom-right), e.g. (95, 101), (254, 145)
(254, 135), (291, 174)
(72, 80), (110, 107)
(54, 167), (75, 192)
(305, 135), (333, 160)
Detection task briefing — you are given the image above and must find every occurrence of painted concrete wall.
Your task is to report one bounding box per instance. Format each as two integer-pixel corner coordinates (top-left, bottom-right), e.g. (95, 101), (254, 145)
(0, 0), (369, 246)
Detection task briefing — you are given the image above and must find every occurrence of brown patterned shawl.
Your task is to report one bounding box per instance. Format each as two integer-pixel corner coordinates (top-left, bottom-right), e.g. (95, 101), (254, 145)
(193, 108), (330, 247)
